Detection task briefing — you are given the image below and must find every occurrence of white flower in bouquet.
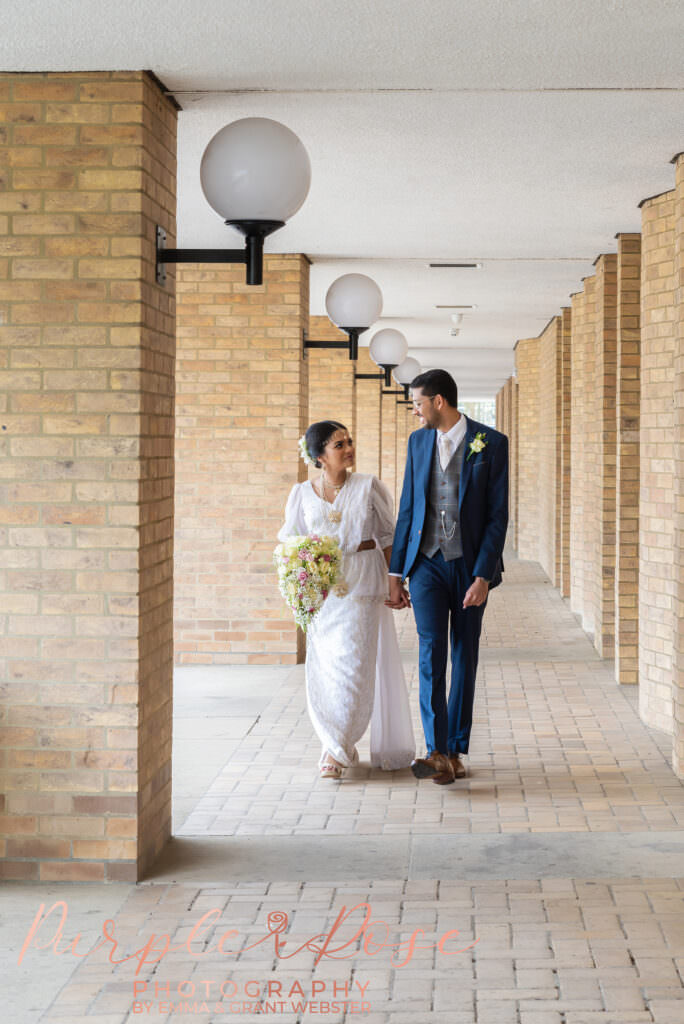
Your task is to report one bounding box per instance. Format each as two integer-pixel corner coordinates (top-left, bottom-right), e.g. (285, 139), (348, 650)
(273, 534), (346, 631)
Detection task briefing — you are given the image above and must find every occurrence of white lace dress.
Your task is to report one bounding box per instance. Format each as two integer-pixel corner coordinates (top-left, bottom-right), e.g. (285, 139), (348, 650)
(278, 473), (415, 770)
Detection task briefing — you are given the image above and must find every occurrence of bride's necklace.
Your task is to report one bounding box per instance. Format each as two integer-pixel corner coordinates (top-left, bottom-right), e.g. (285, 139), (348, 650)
(319, 472), (347, 524)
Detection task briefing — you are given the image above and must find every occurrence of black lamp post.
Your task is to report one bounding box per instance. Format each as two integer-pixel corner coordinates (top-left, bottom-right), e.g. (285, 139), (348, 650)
(369, 329), (409, 386)
(309, 273), (384, 359)
(156, 117), (311, 288)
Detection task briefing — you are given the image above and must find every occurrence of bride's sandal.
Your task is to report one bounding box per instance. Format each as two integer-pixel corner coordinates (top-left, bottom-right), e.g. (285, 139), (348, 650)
(320, 755), (344, 780)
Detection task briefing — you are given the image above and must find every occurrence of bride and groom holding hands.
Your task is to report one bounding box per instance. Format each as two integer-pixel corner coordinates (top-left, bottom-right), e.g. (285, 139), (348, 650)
(278, 368), (509, 784)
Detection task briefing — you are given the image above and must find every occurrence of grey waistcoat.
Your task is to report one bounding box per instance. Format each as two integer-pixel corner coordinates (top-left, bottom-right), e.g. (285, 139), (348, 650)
(420, 435), (465, 560)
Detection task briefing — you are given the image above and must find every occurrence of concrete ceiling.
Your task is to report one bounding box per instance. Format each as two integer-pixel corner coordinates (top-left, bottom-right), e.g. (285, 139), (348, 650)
(3, 0), (683, 398)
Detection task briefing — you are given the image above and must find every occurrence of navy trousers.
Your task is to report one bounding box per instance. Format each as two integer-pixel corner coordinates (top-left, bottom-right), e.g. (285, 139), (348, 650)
(409, 551), (486, 756)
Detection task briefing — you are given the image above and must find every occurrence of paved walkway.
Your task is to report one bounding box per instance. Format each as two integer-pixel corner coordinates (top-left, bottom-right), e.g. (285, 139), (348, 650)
(6, 555), (684, 1024)
(177, 559), (680, 839)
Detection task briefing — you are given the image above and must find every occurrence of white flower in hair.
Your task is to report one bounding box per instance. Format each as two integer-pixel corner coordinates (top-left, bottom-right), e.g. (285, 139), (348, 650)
(298, 435), (317, 467)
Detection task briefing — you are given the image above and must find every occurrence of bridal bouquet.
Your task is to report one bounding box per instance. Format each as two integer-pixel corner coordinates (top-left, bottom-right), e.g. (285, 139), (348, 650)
(273, 535), (345, 631)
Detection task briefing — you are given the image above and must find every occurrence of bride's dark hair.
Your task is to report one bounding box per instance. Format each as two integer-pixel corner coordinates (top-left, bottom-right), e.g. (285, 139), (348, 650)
(305, 420), (347, 468)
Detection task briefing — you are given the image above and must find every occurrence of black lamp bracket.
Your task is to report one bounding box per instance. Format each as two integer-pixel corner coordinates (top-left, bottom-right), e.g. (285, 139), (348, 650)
(303, 325), (369, 361)
(156, 220), (284, 287)
(376, 363), (399, 387)
(303, 332), (349, 361)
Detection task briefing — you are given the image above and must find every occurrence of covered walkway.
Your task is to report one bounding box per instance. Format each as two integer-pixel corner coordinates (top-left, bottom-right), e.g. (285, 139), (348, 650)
(172, 556), (681, 846)
(8, 553), (684, 1024)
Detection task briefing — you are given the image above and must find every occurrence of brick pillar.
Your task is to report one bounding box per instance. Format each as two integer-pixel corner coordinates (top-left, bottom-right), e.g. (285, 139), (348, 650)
(0, 71), (177, 882)
(639, 190), (676, 733)
(381, 389), (398, 502)
(174, 255), (309, 667)
(395, 401), (413, 505)
(306, 315), (356, 469)
(496, 388), (503, 430)
(512, 376), (519, 551)
(501, 377), (514, 550)
(537, 317), (562, 586)
(559, 307), (572, 598)
(354, 347), (382, 477)
(570, 276), (597, 634)
(514, 337), (541, 561)
(614, 233), (641, 685)
(672, 155), (684, 775)
(594, 254), (618, 658)
(502, 377), (512, 439)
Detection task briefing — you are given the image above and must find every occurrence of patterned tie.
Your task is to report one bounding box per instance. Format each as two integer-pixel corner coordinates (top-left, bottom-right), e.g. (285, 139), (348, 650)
(438, 432), (451, 470)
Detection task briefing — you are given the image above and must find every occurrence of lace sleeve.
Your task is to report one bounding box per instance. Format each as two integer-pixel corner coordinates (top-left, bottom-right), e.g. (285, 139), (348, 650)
(278, 484), (306, 540)
(370, 477), (396, 549)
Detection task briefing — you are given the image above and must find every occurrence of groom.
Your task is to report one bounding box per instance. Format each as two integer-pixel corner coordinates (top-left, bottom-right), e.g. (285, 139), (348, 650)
(387, 369), (508, 785)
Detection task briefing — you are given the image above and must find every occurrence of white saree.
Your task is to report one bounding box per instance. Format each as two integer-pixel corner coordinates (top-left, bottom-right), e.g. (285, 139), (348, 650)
(278, 473), (415, 770)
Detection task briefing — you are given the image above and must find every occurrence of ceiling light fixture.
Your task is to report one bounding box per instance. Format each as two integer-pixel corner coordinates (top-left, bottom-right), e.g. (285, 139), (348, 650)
(369, 329), (408, 387)
(393, 356), (422, 399)
(428, 262), (482, 269)
(156, 117), (311, 287)
(435, 304), (477, 309)
(318, 273), (384, 360)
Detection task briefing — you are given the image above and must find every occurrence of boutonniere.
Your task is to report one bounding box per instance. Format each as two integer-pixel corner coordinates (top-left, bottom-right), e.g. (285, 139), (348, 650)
(466, 431), (488, 461)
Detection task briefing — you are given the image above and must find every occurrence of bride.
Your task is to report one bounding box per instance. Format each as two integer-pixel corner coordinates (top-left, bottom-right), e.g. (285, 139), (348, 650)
(278, 420), (415, 779)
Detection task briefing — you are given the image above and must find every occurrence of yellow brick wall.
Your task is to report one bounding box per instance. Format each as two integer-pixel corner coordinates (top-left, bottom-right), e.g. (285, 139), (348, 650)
(569, 276), (597, 636)
(0, 71), (177, 882)
(639, 190), (676, 733)
(537, 317), (562, 586)
(381, 389), (398, 504)
(306, 315), (356, 476)
(511, 377), (519, 550)
(514, 337), (540, 560)
(594, 254), (618, 658)
(395, 401), (414, 509)
(673, 155), (684, 775)
(502, 376), (517, 550)
(354, 347), (382, 477)
(174, 256), (309, 667)
(559, 308), (572, 598)
(615, 234), (641, 684)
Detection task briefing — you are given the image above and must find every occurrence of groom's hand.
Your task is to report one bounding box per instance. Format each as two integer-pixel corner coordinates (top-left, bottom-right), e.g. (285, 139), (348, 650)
(386, 575), (411, 609)
(463, 576), (489, 608)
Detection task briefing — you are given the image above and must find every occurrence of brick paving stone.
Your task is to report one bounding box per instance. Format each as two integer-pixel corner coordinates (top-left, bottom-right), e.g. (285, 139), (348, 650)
(26, 557), (684, 1022)
(175, 559), (684, 839)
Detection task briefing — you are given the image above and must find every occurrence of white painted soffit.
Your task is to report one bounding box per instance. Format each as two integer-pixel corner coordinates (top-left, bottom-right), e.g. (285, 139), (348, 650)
(3, 0), (684, 90)
(3, 0), (683, 401)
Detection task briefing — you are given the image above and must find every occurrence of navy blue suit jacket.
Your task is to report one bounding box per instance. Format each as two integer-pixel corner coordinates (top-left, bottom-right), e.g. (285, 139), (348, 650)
(389, 416), (508, 588)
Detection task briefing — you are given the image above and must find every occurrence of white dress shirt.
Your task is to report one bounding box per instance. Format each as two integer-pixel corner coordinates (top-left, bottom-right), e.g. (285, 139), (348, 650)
(437, 414), (467, 469)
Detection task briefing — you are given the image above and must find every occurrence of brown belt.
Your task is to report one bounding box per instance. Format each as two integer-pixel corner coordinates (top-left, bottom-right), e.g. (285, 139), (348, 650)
(356, 539), (376, 552)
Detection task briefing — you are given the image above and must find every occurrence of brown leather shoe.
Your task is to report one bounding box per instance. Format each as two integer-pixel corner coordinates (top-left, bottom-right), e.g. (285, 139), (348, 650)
(432, 755), (466, 785)
(411, 752), (455, 782)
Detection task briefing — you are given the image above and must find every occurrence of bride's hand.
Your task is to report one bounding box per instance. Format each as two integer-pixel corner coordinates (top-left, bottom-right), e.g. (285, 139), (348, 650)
(386, 575), (411, 609)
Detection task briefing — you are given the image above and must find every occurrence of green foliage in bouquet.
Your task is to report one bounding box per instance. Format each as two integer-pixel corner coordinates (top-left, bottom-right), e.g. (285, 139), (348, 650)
(273, 534), (346, 631)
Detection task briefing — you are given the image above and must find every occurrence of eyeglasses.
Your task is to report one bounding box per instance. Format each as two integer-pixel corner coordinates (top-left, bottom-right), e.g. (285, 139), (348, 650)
(411, 396), (434, 410)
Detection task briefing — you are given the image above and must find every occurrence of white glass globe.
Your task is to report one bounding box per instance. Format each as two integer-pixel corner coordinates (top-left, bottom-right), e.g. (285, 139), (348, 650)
(325, 274), (383, 329)
(369, 329), (408, 367)
(200, 117), (311, 223)
(393, 356), (422, 385)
